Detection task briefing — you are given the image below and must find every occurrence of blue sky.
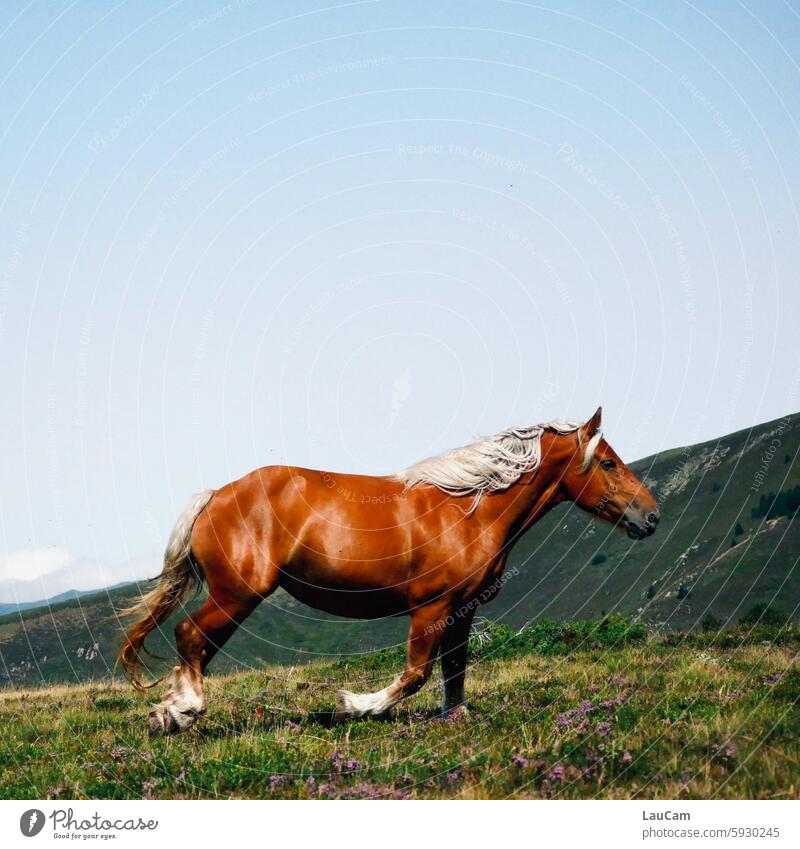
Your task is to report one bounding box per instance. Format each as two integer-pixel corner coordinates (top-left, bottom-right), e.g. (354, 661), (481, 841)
(0, 0), (799, 600)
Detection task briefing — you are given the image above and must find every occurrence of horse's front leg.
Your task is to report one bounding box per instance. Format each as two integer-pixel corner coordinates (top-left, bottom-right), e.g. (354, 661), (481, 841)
(336, 601), (450, 720)
(440, 608), (475, 717)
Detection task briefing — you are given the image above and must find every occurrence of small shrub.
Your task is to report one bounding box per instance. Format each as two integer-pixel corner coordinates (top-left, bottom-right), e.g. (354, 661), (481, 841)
(701, 611), (721, 632)
(646, 584), (656, 599)
(751, 485), (800, 520)
(677, 583), (690, 600)
(734, 522), (744, 536)
(740, 603), (790, 629)
(591, 553), (607, 566)
(470, 614), (647, 661)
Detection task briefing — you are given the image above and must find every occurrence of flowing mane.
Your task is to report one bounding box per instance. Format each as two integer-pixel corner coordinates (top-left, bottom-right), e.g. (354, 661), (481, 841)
(394, 420), (600, 497)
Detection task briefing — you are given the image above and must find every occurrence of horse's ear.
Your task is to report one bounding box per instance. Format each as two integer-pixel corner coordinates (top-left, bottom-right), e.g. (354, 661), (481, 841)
(583, 406), (602, 436)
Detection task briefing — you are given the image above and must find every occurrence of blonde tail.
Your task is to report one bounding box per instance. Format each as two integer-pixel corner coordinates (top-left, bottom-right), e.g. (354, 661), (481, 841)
(119, 489), (214, 690)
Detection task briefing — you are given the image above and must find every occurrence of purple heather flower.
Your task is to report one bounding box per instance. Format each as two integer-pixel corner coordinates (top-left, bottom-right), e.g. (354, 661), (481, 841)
(269, 774), (286, 791)
(511, 754), (529, 768)
(622, 751), (633, 764)
(141, 777), (161, 798)
(596, 721), (612, 737)
(555, 693), (629, 732)
(599, 693), (628, 709)
(548, 763), (565, 782)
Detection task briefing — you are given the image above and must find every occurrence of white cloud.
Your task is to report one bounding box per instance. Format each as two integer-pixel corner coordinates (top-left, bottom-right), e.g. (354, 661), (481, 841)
(0, 546), (73, 582)
(0, 547), (157, 604)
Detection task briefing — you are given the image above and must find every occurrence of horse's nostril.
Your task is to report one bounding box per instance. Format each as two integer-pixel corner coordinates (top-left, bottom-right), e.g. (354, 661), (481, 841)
(646, 512), (659, 526)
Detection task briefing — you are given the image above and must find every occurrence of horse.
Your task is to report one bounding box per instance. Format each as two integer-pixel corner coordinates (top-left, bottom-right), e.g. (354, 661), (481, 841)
(120, 407), (659, 736)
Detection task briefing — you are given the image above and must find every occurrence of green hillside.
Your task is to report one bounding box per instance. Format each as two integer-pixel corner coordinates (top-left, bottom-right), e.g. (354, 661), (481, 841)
(1, 412), (798, 688)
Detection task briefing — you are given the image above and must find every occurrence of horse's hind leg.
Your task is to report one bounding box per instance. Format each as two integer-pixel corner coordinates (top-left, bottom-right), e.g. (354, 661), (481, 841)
(148, 591), (261, 736)
(336, 601), (449, 720)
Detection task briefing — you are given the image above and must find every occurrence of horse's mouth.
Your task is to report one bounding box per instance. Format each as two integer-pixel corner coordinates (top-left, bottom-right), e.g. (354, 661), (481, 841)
(623, 518), (656, 540)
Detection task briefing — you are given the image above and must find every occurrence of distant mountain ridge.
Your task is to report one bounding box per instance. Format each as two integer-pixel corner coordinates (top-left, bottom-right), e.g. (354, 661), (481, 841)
(0, 582), (132, 616)
(1, 412), (798, 687)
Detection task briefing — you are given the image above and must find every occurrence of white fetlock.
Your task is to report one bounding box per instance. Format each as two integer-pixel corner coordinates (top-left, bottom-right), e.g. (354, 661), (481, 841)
(148, 667), (206, 736)
(335, 684), (395, 720)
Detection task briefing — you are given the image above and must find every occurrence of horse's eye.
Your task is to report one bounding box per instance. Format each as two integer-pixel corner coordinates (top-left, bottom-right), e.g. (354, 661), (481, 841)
(600, 458), (616, 470)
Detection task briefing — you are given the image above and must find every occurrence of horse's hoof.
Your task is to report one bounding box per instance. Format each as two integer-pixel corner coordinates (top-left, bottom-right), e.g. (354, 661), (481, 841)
(440, 704), (470, 723)
(148, 704), (184, 737)
(333, 690), (356, 723)
(148, 708), (168, 737)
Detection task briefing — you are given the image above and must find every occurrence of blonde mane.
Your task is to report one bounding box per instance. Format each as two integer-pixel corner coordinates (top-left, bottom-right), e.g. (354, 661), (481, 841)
(395, 419), (600, 498)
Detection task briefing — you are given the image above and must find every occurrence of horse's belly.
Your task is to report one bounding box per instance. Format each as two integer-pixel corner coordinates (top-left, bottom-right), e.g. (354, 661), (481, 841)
(278, 551), (411, 619)
(278, 569), (409, 619)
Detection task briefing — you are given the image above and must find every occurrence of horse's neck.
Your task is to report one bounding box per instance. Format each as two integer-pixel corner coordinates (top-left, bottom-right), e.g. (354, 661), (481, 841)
(478, 432), (571, 542)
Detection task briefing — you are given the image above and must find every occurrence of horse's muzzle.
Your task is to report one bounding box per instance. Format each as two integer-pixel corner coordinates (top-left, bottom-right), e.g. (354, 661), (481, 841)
(623, 510), (659, 539)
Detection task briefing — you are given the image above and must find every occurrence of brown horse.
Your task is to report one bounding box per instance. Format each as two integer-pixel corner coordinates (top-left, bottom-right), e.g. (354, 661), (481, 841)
(120, 407), (658, 735)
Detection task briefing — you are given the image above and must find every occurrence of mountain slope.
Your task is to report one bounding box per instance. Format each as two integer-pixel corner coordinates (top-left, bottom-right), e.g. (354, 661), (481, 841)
(1, 412), (798, 686)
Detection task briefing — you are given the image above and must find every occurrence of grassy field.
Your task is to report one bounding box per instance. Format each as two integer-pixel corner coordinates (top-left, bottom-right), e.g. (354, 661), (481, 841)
(1, 621), (798, 800)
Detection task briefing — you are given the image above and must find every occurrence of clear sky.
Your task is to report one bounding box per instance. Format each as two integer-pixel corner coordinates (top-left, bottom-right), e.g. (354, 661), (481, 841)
(0, 0), (799, 601)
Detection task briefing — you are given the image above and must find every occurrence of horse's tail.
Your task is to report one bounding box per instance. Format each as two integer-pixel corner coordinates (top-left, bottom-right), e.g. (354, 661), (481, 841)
(119, 489), (215, 690)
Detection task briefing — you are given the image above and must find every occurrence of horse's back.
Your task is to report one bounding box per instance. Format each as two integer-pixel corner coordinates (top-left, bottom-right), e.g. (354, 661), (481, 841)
(189, 464), (417, 603)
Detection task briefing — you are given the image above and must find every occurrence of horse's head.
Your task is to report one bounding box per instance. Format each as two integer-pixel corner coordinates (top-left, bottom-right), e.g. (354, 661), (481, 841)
(561, 407), (659, 539)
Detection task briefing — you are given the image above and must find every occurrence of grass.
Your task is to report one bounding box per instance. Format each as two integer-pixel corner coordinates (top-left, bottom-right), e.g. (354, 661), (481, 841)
(1, 619), (798, 800)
